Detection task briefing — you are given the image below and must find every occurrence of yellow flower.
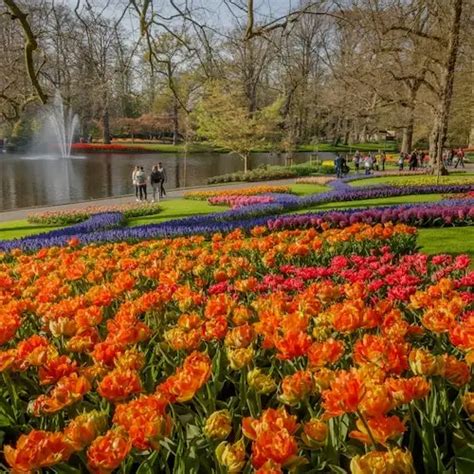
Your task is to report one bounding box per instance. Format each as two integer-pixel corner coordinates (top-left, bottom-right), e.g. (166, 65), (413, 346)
(247, 368), (277, 395)
(227, 347), (254, 370)
(301, 419), (328, 448)
(204, 410), (232, 440)
(350, 448), (415, 474)
(408, 348), (441, 376)
(215, 439), (246, 473)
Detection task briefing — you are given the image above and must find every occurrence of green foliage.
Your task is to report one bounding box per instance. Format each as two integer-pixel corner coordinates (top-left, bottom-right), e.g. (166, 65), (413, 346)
(10, 118), (34, 147)
(207, 162), (324, 184)
(194, 81), (283, 171)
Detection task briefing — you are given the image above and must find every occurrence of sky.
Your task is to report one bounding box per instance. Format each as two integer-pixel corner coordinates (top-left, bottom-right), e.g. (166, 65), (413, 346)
(62, 0), (301, 31)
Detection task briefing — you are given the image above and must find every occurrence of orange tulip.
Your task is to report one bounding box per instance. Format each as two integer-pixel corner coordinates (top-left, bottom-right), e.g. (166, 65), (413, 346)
(30, 373), (91, 416)
(322, 370), (365, 418)
(64, 410), (107, 451)
(308, 338), (345, 367)
(38, 355), (77, 385)
(439, 354), (471, 387)
(87, 428), (132, 474)
(350, 415), (406, 446)
(5, 430), (73, 473)
(279, 370), (314, 405)
(97, 369), (142, 402)
(113, 394), (171, 450)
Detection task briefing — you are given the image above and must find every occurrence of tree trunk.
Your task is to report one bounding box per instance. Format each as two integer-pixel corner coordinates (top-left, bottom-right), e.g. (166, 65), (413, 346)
(243, 153), (249, 173)
(469, 59), (474, 147)
(401, 99), (416, 154)
(172, 97), (179, 145)
(102, 107), (111, 144)
(430, 0), (464, 171)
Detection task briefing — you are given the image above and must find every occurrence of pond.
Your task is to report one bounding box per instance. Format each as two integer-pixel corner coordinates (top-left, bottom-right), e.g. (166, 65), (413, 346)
(0, 151), (335, 211)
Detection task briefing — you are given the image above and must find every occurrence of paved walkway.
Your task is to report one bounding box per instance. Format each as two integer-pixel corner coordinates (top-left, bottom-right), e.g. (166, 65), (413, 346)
(0, 179), (296, 223)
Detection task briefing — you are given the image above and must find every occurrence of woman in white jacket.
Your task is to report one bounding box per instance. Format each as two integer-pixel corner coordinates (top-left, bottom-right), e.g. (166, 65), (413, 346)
(132, 166), (140, 201)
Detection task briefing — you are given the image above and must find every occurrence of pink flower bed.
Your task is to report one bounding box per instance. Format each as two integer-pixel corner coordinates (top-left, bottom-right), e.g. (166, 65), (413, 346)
(208, 195), (276, 209)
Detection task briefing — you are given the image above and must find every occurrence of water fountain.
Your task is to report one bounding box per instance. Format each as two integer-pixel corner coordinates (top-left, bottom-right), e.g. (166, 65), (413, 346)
(46, 90), (79, 158)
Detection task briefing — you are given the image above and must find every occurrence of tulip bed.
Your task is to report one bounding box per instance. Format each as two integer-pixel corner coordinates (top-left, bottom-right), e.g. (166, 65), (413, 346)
(0, 221), (473, 473)
(27, 203), (162, 226)
(185, 185), (294, 200)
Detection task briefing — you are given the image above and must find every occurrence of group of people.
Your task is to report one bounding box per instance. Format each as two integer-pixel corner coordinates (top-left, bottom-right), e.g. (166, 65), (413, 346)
(335, 150), (388, 178)
(335, 146), (466, 177)
(443, 148), (465, 168)
(132, 163), (167, 202)
(397, 150), (427, 171)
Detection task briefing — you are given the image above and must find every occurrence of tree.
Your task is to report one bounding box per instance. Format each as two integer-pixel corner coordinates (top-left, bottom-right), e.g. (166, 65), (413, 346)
(194, 81), (282, 172)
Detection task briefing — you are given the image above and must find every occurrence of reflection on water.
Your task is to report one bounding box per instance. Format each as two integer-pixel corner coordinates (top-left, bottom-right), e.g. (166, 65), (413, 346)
(0, 151), (334, 210)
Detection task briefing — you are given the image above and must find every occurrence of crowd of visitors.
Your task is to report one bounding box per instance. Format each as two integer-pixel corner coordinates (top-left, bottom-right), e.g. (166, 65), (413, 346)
(336, 150), (388, 177)
(334, 147), (467, 177)
(132, 163), (167, 202)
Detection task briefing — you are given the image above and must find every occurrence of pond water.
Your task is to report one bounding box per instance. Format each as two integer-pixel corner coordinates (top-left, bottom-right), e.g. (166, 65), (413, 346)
(0, 151), (335, 211)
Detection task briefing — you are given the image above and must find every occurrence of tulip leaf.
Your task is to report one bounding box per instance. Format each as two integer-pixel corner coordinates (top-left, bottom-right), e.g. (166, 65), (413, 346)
(452, 421), (474, 474)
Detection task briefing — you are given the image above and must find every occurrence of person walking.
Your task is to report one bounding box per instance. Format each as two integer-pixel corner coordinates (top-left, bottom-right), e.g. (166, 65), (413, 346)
(334, 153), (343, 178)
(157, 162), (167, 198)
(364, 154), (372, 175)
(409, 150), (418, 171)
(454, 148), (465, 168)
(132, 166), (140, 202)
(380, 151), (386, 171)
(354, 151), (361, 174)
(136, 166), (147, 201)
(150, 165), (161, 202)
(398, 153), (404, 171)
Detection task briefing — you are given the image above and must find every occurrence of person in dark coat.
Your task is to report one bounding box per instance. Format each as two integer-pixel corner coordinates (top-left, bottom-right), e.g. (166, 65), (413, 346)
(157, 162), (167, 197)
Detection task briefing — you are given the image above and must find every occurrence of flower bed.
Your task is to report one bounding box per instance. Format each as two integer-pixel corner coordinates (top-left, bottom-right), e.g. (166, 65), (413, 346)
(349, 175), (474, 187)
(71, 143), (154, 153)
(0, 223), (472, 473)
(209, 194), (277, 208)
(185, 185), (293, 200)
(2, 183), (473, 252)
(295, 176), (336, 185)
(27, 202), (162, 226)
(443, 191), (474, 200)
(267, 200), (474, 230)
(207, 162), (323, 184)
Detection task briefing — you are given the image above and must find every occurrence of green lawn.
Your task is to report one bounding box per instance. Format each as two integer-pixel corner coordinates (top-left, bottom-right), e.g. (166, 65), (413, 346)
(0, 220), (63, 239)
(418, 227), (474, 259)
(350, 174), (474, 187)
(290, 184), (330, 195)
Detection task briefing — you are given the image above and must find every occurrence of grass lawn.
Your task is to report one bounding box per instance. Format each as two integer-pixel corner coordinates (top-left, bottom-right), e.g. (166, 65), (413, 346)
(350, 173), (474, 187)
(418, 227), (474, 259)
(0, 220), (63, 240)
(290, 184), (330, 195)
